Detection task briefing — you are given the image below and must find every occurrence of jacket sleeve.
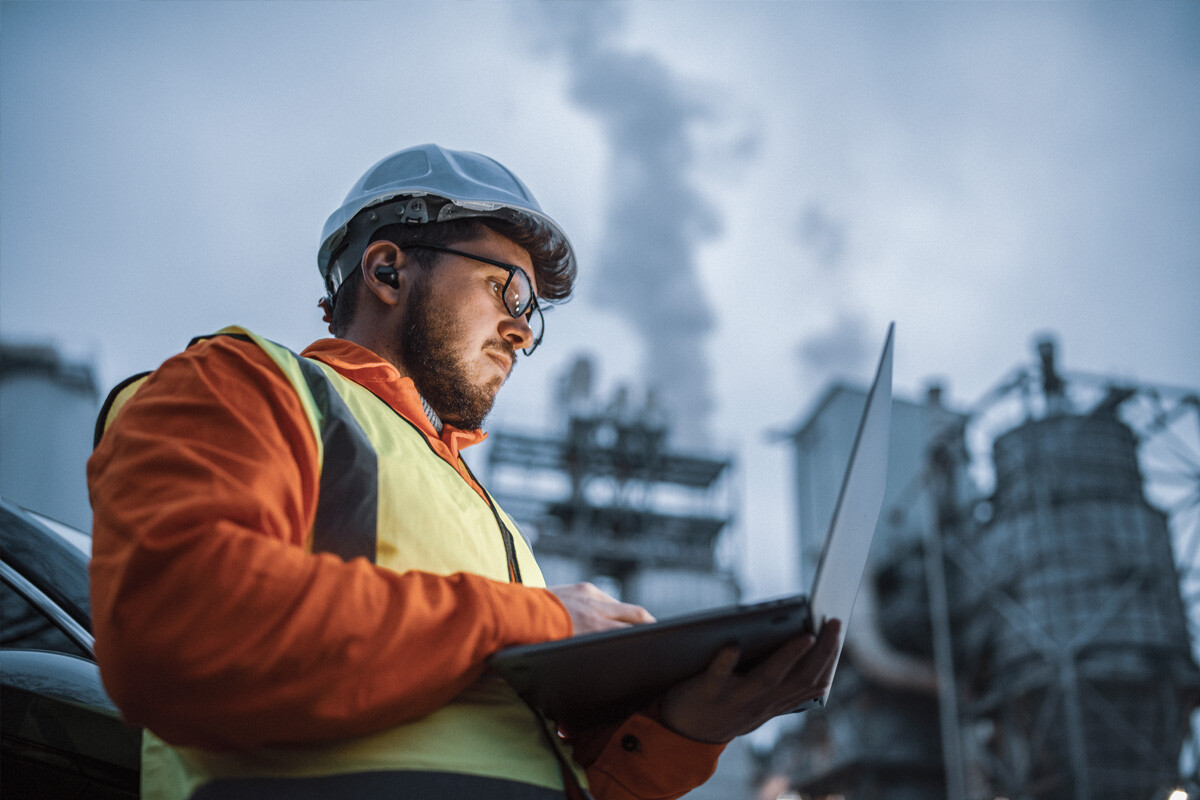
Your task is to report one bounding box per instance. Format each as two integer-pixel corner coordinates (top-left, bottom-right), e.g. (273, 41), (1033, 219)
(87, 336), (573, 751)
(573, 713), (727, 800)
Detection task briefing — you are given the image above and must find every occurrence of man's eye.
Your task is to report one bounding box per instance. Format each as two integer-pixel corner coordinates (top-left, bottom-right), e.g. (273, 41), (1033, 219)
(489, 280), (503, 294)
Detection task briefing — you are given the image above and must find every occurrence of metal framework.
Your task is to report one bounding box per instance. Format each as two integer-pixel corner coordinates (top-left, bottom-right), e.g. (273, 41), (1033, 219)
(778, 340), (1200, 800)
(485, 361), (737, 609)
(923, 345), (1200, 800)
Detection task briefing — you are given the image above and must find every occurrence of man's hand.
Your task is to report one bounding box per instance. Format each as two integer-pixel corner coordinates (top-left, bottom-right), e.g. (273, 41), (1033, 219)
(549, 583), (656, 635)
(658, 619), (842, 743)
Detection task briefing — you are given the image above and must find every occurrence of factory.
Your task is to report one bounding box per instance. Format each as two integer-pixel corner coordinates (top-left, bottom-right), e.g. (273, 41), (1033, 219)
(767, 337), (1200, 800)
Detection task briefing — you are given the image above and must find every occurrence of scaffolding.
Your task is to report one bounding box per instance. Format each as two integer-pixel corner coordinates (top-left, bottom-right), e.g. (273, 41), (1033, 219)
(486, 355), (738, 617)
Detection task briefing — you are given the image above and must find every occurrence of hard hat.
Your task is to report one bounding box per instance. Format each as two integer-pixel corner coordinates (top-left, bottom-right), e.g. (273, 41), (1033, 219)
(318, 144), (575, 303)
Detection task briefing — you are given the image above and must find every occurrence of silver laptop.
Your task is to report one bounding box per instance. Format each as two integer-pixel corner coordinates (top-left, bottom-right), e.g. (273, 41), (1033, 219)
(489, 323), (894, 728)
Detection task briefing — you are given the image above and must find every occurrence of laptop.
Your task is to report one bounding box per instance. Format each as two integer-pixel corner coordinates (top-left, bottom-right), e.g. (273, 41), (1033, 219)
(489, 323), (895, 729)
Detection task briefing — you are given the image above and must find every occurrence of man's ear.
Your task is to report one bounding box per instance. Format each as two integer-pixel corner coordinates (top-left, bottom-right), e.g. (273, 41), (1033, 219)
(361, 240), (406, 305)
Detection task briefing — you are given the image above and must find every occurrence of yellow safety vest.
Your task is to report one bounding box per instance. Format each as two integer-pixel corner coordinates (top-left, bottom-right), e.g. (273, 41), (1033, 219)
(134, 328), (581, 800)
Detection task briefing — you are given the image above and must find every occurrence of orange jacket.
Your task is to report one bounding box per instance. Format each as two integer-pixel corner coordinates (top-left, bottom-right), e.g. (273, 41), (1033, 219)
(88, 334), (723, 798)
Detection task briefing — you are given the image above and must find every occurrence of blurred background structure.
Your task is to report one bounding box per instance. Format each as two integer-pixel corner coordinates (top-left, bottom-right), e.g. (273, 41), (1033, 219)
(487, 354), (739, 618)
(0, 343), (99, 533)
(766, 336), (1200, 800)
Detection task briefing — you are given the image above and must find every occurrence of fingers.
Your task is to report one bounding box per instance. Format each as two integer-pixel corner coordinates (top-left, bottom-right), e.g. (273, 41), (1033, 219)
(548, 582), (655, 635)
(657, 620), (846, 742)
(606, 597), (657, 625)
(816, 617), (842, 645)
(706, 645), (741, 680)
(797, 618), (842, 678)
(740, 619), (843, 704)
(779, 619), (841, 699)
(754, 633), (817, 686)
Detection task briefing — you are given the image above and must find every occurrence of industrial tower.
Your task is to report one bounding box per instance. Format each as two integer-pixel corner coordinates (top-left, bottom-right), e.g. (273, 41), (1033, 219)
(771, 337), (1200, 800)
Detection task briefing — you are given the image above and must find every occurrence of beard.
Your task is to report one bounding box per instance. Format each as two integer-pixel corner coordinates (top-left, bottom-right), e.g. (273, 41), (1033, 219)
(400, 274), (515, 430)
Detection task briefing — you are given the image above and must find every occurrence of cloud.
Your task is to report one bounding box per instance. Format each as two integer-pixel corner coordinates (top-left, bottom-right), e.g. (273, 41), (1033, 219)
(797, 202), (848, 271)
(797, 312), (873, 379)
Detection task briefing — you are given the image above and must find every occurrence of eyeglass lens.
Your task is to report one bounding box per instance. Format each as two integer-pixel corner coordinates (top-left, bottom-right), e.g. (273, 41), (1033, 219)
(503, 271), (533, 318)
(502, 270), (543, 354)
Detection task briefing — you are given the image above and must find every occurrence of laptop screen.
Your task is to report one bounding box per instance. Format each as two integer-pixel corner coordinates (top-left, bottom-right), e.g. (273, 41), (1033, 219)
(807, 321), (894, 701)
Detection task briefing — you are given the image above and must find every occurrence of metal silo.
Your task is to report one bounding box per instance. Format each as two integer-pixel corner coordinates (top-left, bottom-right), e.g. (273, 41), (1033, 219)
(766, 336), (1199, 800)
(963, 342), (1200, 800)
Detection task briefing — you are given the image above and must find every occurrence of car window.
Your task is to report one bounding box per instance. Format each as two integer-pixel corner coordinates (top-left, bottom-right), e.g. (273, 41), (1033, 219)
(0, 502), (92, 632)
(1, 582), (90, 658)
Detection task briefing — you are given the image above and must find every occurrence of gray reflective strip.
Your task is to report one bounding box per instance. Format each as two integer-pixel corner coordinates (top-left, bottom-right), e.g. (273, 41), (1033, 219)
(291, 356), (378, 564)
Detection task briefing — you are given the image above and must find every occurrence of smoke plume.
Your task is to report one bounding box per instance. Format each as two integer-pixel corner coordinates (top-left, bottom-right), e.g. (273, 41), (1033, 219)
(529, 2), (731, 448)
(798, 311), (873, 379)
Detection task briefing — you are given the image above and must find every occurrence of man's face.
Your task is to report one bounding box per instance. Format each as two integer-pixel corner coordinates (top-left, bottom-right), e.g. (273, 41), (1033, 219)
(398, 228), (539, 430)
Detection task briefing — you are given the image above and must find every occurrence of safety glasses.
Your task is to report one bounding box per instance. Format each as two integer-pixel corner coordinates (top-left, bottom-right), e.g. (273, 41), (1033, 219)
(401, 244), (544, 355)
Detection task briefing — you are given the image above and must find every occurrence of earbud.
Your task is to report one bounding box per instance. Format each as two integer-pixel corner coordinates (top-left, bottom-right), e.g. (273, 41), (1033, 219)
(375, 266), (399, 288)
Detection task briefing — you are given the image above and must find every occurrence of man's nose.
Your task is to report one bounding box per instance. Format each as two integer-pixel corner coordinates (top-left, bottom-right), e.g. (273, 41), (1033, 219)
(500, 314), (533, 350)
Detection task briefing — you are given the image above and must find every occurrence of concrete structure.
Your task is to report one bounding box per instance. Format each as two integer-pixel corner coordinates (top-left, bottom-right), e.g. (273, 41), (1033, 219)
(0, 342), (99, 532)
(788, 382), (967, 595)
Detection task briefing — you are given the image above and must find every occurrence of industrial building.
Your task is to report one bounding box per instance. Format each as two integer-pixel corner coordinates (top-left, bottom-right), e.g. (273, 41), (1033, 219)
(486, 354), (740, 618)
(767, 337), (1200, 800)
(0, 342), (99, 532)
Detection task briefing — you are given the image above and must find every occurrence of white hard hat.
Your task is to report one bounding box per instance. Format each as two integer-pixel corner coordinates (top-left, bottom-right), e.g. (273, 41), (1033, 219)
(318, 144), (575, 303)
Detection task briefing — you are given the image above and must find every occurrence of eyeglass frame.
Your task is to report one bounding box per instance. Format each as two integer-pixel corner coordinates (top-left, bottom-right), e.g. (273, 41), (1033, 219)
(400, 243), (545, 355)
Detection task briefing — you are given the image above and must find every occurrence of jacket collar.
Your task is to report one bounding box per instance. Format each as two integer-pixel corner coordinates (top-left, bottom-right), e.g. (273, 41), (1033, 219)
(300, 338), (487, 461)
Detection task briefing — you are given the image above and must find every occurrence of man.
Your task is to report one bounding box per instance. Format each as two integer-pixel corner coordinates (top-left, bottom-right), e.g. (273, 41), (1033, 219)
(88, 144), (839, 800)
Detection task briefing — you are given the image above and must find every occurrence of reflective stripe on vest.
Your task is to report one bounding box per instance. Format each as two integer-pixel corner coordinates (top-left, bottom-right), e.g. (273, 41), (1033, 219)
(195, 328), (379, 563)
(96, 328), (380, 563)
(140, 328), (579, 800)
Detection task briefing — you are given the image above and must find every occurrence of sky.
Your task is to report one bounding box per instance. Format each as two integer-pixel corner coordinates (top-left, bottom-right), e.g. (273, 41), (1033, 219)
(2, 0), (1198, 600)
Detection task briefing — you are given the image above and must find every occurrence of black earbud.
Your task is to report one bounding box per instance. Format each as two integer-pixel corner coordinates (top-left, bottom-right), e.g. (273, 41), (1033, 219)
(375, 266), (399, 288)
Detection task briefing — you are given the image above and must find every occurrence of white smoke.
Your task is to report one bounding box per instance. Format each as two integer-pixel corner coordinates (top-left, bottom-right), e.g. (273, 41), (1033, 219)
(797, 311), (873, 379)
(527, 2), (751, 448)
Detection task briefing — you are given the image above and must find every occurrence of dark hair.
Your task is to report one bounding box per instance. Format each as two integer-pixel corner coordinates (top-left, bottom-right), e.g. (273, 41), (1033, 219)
(328, 216), (574, 338)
